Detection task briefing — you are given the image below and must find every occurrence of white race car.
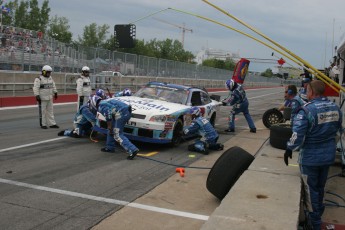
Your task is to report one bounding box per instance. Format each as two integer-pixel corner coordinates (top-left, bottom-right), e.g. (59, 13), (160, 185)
(94, 81), (221, 146)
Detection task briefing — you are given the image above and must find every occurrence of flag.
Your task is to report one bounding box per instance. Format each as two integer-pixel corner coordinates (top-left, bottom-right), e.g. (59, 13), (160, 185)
(1, 6), (11, 14)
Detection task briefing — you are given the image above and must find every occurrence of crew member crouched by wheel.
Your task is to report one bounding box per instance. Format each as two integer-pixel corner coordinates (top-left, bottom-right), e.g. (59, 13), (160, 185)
(58, 95), (102, 138)
(98, 98), (139, 160)
(183, 107), (224, 155)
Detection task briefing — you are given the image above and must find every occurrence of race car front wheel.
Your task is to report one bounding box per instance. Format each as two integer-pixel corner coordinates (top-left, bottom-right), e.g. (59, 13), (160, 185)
(170, 119), (183, 147)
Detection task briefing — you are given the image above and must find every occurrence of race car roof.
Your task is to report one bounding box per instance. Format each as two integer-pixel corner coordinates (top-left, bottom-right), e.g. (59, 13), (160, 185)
(146, 81), (202, 91)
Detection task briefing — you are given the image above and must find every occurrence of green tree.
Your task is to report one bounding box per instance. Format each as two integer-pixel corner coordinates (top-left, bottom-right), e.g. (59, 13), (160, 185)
(77, 23), (110, 48)
(47, 15), (72, 43)
(202, 58), (236, 70)
(4, 0), (50, 32)
(261, 68), (273, 77)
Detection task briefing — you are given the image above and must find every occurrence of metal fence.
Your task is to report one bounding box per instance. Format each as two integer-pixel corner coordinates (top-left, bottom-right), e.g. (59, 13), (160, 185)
(0, 26), (233, 80)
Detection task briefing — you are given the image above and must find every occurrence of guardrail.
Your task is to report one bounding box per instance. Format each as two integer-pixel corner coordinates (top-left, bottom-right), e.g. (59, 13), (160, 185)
(0, 71), (290, 98)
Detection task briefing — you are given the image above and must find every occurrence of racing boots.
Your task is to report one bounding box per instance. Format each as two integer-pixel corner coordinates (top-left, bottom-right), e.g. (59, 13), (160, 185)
(127, 149), (139, 160)
(250, 128), (256, 133)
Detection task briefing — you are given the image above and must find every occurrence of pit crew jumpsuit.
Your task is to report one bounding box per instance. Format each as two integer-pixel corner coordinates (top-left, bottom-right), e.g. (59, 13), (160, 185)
(290, 95), (305, 122)
(98, 99), (139, 154)
(183, 116), (223, 153)
(61, 103), (97, 137)
(223, 84), (256, 131)
(286, 97), (342, 230)
(33, 74), (58, 127)
(76, 74), (92, 110)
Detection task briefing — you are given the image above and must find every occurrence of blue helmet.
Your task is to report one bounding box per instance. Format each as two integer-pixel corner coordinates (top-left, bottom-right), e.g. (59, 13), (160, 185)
(190, 106), (201, 117)
(122, 88), (132, 96)
(89, 95), (102, 110)
(225, 79), (236, 91)
(95, 88), (106, 99)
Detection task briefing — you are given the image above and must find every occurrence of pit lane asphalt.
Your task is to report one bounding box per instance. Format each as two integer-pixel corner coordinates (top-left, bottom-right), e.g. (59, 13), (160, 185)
(0, 87), (283, 229)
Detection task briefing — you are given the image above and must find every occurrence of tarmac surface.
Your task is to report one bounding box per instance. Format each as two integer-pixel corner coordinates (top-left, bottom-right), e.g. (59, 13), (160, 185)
(92, 119), (345, 230)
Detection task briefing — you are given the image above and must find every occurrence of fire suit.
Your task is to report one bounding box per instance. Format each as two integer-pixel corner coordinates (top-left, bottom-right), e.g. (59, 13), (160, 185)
(98, 98), (139, 154)
(76, 75), (92, 110)
(290, 95), (305, 122)
(61, 103), (97, 137)
(33, 75), (58, 127)
(183, 116), (223, 153)
(286, 97), (342, 230)
(223, 84), (256, 131)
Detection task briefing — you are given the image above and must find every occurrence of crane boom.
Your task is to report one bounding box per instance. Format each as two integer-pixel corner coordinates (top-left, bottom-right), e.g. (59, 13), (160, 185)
(153, 17), (193, 48)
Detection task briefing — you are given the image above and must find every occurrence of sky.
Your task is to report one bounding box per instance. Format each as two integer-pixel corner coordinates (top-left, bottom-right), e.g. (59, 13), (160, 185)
(37, 0), (345, 72)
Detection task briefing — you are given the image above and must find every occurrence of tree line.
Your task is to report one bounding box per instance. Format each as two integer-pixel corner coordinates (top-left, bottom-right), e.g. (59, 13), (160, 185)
(1, 0), (238, 70)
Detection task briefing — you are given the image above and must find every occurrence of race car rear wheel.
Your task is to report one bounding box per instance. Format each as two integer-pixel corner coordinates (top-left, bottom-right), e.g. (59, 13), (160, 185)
(206, 146), (255, 200)
(262, 108), (284, 128)
(170, 119), (183, 147)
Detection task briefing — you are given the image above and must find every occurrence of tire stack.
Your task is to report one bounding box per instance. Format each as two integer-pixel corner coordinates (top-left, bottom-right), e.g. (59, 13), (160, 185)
(269, 123), (292, 150)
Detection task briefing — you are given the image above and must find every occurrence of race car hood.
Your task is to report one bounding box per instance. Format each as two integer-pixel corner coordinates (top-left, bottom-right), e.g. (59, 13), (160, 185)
(113, 96), (190, 117)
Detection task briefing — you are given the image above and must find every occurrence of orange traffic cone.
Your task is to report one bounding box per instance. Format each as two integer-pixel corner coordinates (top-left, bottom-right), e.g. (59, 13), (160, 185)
(176, 168), (185, 177)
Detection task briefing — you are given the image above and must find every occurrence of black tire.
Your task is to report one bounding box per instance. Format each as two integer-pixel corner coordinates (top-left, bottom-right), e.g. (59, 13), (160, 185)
(206, 146), (255, 200)
(210, 113), (216, 127)
(170, 119), (183, 147)
(262, 108), (284, 128)
(269, 123), (292, 150)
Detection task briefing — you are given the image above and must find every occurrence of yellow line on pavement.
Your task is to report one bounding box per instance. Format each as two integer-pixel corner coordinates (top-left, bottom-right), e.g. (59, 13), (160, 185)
(288, 164), (299, 167)
(137, 151), (159, 157)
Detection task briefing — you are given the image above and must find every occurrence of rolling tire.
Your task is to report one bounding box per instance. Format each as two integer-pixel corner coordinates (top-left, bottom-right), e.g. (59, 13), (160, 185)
(262, 108), (284, 128)
(170, 119), (183, 147)
(206, 146), (255, 200)
(269, 123), (292, 150)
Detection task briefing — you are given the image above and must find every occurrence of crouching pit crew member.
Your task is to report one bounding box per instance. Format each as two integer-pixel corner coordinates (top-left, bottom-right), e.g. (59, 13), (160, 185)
(183, 107), (224, 155)
(98, 98), (139, 160)
(58, 95), (102, 138)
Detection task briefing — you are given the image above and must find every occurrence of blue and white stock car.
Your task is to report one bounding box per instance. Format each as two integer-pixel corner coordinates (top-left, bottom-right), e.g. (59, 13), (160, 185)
(95, 82), (221, 146)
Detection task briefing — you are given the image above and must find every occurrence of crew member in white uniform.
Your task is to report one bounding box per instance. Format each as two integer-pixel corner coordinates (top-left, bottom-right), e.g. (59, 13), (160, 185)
(76, 66), (92, 110)
(33, 65), (59, 129)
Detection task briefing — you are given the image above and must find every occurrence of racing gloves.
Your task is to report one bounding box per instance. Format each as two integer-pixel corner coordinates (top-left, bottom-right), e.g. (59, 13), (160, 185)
(284, 149), (292, 166)
(35, 95), (41, 102)
(54, 92), (58, 100)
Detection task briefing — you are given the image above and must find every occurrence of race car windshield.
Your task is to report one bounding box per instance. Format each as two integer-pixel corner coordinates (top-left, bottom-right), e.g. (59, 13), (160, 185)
(135, 86), (188, 104)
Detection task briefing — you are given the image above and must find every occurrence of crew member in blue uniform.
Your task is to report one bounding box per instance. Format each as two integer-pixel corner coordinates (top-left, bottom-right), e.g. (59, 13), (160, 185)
(98, 98), (139, 160)
(58, 95), (102, 137)
(279, 84), (305, 122)
(284, 80), (342, 230)
(222, 79), (256, 133)
(183, 107), (224, 154)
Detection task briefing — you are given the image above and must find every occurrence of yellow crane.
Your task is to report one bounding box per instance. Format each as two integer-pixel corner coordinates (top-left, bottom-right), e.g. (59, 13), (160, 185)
(153, 17), (193, 48)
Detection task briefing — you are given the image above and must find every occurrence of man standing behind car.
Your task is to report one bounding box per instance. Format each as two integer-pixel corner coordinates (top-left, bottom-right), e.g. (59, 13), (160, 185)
(222, 79), (256, 133)
(284, 80), (342, 230)
(33, 65), (59, 129)
(76, 66), (92, 110)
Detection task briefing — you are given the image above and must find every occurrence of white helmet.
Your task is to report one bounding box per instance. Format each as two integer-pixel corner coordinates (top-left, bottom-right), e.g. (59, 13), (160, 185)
(42, 65), (52, 72)
(82, 66), (90, 72)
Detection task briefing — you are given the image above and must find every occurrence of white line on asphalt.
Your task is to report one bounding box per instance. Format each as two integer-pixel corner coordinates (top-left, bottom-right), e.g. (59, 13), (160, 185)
(0, 137), (67, 153)
(0, 102), (76, 110)
(0, 178), (209, 221)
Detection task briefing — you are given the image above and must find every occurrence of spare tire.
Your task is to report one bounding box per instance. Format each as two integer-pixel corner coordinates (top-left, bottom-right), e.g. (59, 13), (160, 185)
(262, 108), (284, 128)
(206, 146), (255, 200)
(269, 123), (292, 150)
